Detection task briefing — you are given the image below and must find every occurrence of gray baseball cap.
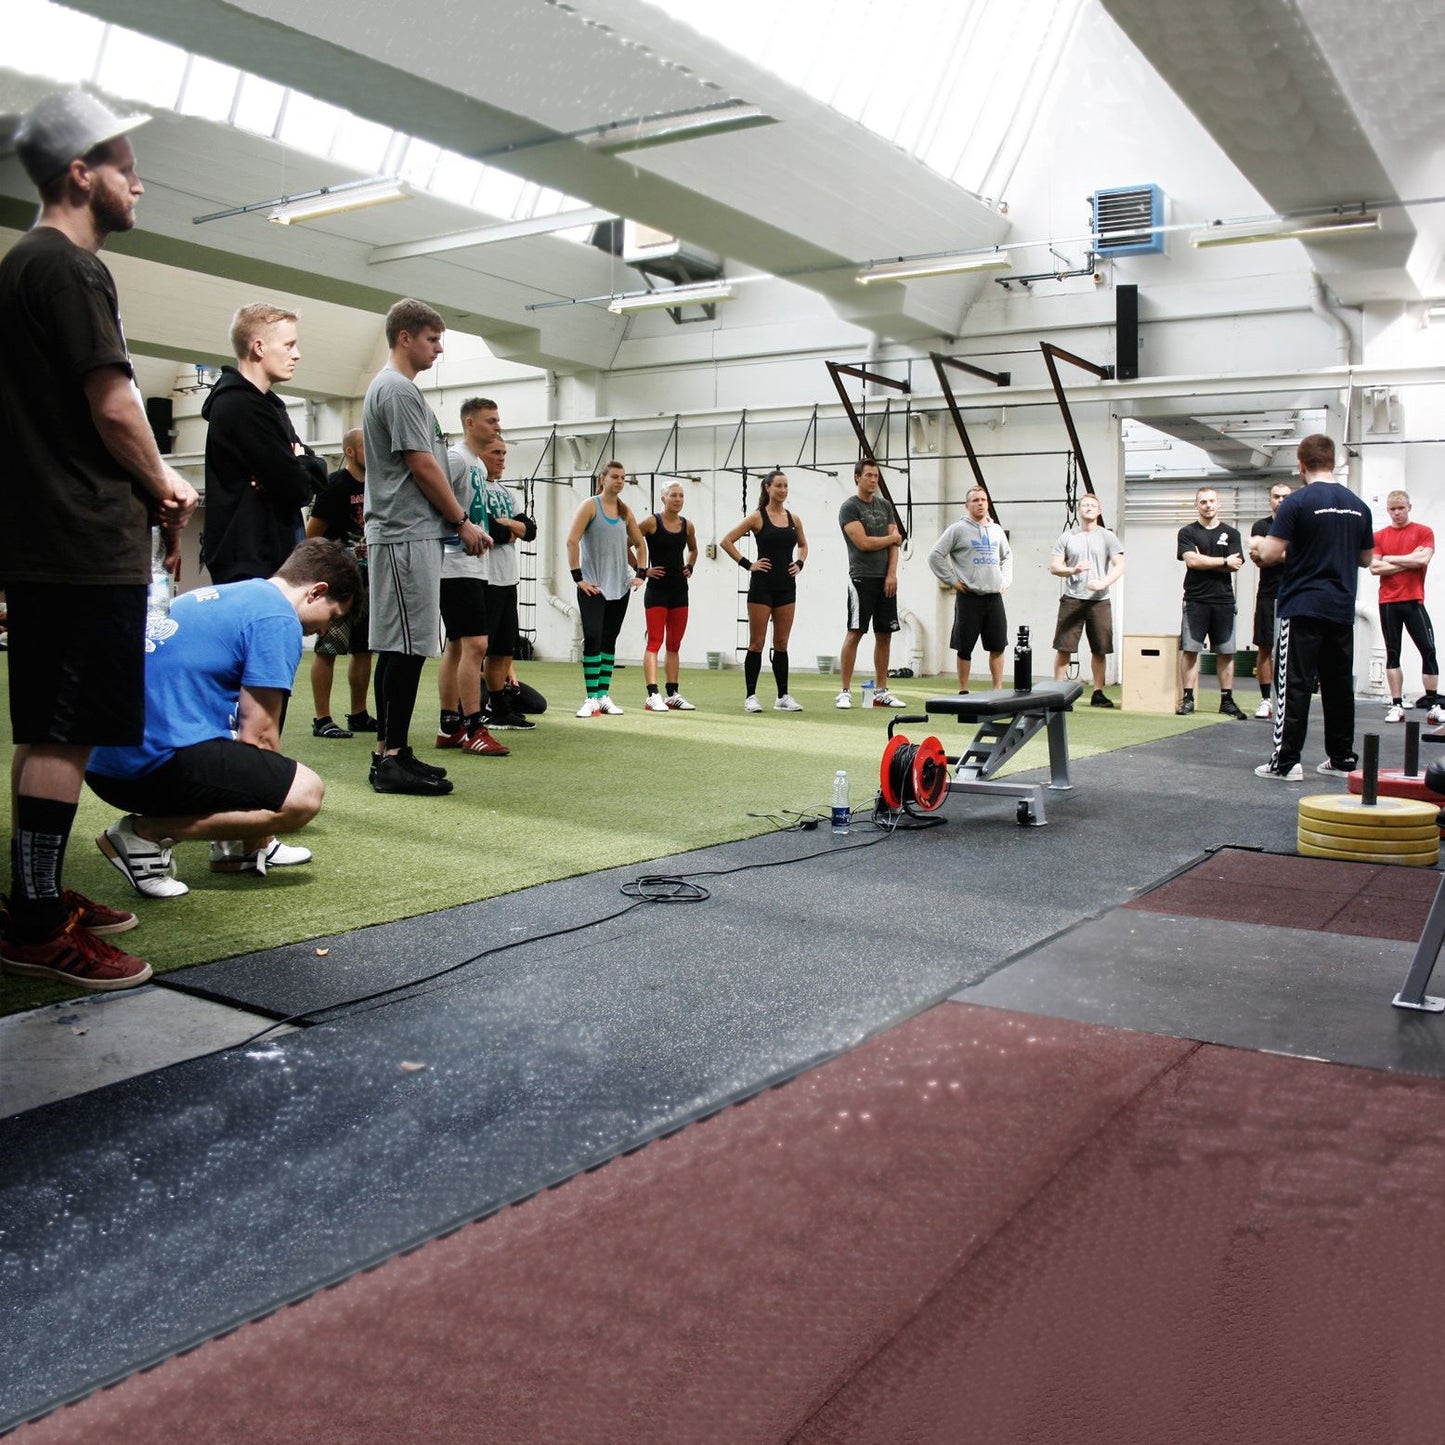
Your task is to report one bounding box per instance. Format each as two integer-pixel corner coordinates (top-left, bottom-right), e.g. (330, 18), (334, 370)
(7, 88), (150, 187)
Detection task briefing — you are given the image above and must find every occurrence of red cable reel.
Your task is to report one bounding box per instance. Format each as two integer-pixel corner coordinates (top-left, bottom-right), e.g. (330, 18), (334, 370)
(879, 730), (950, 813)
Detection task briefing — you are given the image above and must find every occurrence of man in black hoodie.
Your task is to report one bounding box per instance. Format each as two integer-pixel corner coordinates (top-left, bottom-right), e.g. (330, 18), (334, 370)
(202, 303), (326, 583)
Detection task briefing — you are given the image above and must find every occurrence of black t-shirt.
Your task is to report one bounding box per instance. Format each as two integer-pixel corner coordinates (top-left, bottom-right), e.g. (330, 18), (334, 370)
(1177, 521), (1243, 603)
(1251, 516), (1285, 600)
(1273, 481), (1374, 624)
(0, 227), (150, 584)
(310, 467), (365, 550)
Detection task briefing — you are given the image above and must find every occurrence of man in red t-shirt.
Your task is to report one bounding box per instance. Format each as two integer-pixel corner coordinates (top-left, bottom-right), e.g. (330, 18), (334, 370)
(1371, 489), (1440, 722)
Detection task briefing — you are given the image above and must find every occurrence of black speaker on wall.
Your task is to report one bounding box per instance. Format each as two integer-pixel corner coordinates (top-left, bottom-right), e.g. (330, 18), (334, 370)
(1116, 284), (1139, 381)
(145, 396), (174, 455)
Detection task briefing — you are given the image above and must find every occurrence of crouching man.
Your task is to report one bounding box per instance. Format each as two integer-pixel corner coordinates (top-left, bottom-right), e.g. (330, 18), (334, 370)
(85, 539), (360, 897)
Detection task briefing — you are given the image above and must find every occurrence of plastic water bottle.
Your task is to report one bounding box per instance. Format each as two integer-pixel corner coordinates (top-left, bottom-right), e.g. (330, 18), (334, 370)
(861, 679), (875, 709)
(145, 527), (175, 650)
(831, 770), (851, 835)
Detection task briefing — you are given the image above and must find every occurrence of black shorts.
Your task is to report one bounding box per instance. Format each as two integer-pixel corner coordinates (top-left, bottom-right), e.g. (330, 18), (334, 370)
(748, 574), (797, 608)
(950, 591), (1008, 656)
(1181, 600), (1236, 653)
(440, 577), (489, 640)
(643, 579), (689, 611)
(86, 738), (297, 819)
(6, 581), (146, 746)
(315, 581), (369, 657)
(484, 583), (519, 659)
(1253, 594), (1278, 653)
(845, 576), (899, 635)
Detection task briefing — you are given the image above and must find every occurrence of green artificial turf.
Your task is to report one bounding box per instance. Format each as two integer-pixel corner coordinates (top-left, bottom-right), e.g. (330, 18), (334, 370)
(0, 661), (1226, 1013)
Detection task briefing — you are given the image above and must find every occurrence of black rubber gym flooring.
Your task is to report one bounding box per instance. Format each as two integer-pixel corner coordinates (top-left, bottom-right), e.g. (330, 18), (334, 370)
(3, 700), (1439, 1430)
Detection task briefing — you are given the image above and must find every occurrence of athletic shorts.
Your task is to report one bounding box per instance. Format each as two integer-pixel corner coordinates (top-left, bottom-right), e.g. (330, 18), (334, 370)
(484, 583), (519, 659)
(950, 591), (1008, 657)
(86, 738), (297, 818)
(439, 576), (488, 641)
(314, 581), (370, 657)
(368, 539), (444, 657)
(643, 579), (688, 611)
(1181, 600), (1235, 654)
(748, 574), (797, 608)
(845, 576), (899, 635)
(1053, 596), (1113, 656)
(6, 581), (146, 746)
(1253, 594), (1277, 653)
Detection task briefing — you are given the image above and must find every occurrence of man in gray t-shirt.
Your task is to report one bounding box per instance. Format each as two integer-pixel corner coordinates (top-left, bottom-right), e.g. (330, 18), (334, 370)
(835, 458), (905, 708)
(1049, 494), (1125, 707)
(362, 298), (487, 796)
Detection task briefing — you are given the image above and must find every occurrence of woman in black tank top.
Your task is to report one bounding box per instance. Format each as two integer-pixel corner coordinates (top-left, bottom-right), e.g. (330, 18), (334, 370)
(637, 483), (699, 711)
(721, 469), (810, 713)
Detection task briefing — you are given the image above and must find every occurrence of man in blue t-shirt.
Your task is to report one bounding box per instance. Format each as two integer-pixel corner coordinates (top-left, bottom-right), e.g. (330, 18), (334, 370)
(1254, 435), (1374, 781)
(85, 540), (360, 898)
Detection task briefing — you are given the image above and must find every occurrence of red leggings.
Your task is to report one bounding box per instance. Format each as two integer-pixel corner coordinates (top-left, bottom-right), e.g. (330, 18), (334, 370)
(645, 605), (688, 654)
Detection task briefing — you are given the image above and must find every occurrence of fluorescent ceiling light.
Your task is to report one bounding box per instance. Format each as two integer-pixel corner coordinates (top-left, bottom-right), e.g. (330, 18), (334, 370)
(1190, 215), (1380, 248)
(607, 281), (735, 314)
(856, 253), (1012, 284)
(584, 104), (771, 154)
(269, 178), (412, 224)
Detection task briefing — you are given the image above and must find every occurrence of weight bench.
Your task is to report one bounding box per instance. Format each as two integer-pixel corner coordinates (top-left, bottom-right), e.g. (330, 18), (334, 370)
(922, 680), (1083, 826)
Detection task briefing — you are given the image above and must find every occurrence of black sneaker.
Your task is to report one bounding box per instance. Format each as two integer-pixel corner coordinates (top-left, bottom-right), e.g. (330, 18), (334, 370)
(485, 709), (536, 731)
(1090, 690), (1115, 709)
(312, 716), (354, 739)
(372, 755), (454, 795)
(1219, 696), (1247, 720)
(394, 746), (447, 780)
(346, 711), (380, 733)
(1176, 697), (1195, 715)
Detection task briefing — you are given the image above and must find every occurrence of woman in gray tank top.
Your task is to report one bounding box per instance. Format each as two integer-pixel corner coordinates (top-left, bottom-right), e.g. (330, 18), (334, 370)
(565, 460), (648, 716)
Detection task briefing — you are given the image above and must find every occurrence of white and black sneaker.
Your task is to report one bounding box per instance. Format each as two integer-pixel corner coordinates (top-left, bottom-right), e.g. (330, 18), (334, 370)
(97, 816), (189, 898)
(209, 839), (313, 873)
(484, 708), (536, 731)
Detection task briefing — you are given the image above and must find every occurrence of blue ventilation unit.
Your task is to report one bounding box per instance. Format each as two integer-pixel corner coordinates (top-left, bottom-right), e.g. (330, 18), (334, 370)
(1092, 185), (1165, 256)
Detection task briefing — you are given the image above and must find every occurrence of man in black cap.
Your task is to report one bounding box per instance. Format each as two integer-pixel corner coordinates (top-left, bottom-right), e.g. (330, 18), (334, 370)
(0, 89), (198, 991)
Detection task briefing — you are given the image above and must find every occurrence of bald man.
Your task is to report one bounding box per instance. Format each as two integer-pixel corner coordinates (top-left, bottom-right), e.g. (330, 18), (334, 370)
(305, 428), (374, 737)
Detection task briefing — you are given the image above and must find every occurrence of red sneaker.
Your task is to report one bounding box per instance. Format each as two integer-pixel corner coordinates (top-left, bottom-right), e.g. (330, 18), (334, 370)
(63, 889), (138, 936)
(0, 914), (153, 991)
(460, 725), (510, 756)
(435, 725), (469, 749)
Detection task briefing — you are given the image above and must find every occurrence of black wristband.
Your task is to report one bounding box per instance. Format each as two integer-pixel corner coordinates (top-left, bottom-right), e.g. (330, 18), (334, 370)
(795, 559), (804, 572)
(453, 516), (467, 530)
(736, 554), (751, 571)
(570, 567), (583, 583)
(634, 567), (647, 580)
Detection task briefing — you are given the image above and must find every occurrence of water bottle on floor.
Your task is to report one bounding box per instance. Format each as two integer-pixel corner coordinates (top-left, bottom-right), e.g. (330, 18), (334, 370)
(832, 769), (851, 835)
(861, 679), (875, 708)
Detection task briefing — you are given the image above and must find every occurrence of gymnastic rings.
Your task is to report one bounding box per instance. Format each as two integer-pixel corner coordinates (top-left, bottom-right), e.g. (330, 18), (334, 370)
(879, 732), (949, 814)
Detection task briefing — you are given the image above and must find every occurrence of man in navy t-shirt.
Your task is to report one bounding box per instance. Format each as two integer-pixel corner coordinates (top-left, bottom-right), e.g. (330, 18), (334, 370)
(1254, 435), (1374, 781)
(86, 540), (360, 898)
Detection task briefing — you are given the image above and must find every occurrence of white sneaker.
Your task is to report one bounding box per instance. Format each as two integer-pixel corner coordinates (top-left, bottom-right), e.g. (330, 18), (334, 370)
(872, 687), (906, 708)
(597, 695), (624, 715)
(1254, 699), (1273, 719)
(210, 839), (312, 874)
(576, 697), (601, 718)
(97, 815), (189, 898)
(774, 694), (803, 711)
(1429, 706), (1445, 726)
(835, 689), (852, 709)
(644, 694), (669, 713)
(1385, 704), (1406, 723)
(1254, 762), (1304, 781)
(744, 694), (764, 713)
(665, 694), (696, 711)
(1316, 758), (1358, 776)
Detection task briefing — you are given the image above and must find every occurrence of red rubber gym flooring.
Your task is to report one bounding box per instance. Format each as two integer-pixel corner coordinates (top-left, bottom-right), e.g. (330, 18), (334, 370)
(14, 998), (1445, 1445)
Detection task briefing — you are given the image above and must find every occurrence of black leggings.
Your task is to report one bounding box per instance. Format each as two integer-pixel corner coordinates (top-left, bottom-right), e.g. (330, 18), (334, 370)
(374, 651), (426, 751)
(579, 591), (630, 655)
(1381, 600), (1439, 673)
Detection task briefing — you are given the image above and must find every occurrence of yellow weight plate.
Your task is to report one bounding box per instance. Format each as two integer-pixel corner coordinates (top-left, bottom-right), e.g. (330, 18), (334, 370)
(1300, 818), (1440, 844)
(1298, 794), (1439, 828)
(1298, 835), (1438, 866)
(1299, 826), (1439, 856)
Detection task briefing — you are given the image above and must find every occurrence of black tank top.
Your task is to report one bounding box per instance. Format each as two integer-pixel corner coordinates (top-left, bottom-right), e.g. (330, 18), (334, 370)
(756, 509), (796, 572)
(649, 514), (689, 580)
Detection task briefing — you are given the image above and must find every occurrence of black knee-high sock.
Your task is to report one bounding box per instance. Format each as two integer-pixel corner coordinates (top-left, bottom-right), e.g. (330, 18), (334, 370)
(10, 797), (77, 938)
(771, 649), (789, 698)
(744, 649), (762, 696)
(380, 652), (426, 752)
